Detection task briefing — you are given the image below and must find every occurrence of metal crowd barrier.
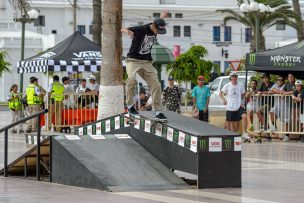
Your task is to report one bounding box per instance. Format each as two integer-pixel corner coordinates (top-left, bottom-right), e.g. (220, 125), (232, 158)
(47, 93), (98, 129)
(249, 94), (304, 135)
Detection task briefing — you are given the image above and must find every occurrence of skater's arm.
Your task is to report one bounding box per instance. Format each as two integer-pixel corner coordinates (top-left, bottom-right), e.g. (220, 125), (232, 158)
(121, 28), (134, 38)
(160, 10), (169, 19)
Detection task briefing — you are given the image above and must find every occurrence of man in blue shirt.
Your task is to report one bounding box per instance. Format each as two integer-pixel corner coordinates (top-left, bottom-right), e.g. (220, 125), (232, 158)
(192, 75), (211, 122)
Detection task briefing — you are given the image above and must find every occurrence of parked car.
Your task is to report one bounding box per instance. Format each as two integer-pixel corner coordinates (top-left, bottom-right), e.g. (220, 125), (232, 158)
(208, 71), (255, 111)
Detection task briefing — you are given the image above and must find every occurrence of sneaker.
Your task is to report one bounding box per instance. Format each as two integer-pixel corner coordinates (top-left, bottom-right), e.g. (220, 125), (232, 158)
(155, 113), (167, 121)
(25, 129), (31, 133)
(128, 106), (139, 115)
(299, 136), (304, 143)
(242, 133), (251, 140)
(11, 129), (17, 133)
(269, 125), (277, 132)
(18, 129), (24, 133)
(282, 135), (289, 142)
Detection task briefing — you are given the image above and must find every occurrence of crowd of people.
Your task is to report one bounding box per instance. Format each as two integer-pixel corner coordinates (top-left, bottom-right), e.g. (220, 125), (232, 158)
(7, 75), (99, 133)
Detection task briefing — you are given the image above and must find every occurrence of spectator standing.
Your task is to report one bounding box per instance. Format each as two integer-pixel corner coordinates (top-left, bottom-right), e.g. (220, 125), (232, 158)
(256, 73), (274, 130)
(48, 75), (65, 132)
(88, 75), (99, 108)
(245, 80), (258, 131)
(162, 76), (182, 113)
(220, 72), (246, 135)
(7, 84), (23, 133)
(62, 76), (75, 109)
(282, 73), (296, 142)
(24, 77), (44, 133)
(76, 79), (90, 108)
(268, 76), (285, 131)
(292, 80), (304, 142)
(192, 76), (211, 122)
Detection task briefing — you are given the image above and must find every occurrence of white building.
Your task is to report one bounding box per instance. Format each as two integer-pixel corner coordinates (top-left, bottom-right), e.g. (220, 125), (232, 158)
(0, 0), (300, 101)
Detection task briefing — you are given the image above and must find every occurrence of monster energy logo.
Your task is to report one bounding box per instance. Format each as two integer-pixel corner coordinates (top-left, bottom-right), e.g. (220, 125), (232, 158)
(224, 139), (232, 150)
(199, 139), (207, 151)
(249, 53), (256, 65)
(296, 41), (304, 49)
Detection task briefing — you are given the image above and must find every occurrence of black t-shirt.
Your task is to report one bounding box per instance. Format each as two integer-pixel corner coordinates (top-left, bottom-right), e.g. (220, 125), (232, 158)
(283, 82), (296, 92)
(258, 82), (274, 92)
(258, 82), (274, 106)
(293, 89), (304, 113)
(127, 24), (156, 61)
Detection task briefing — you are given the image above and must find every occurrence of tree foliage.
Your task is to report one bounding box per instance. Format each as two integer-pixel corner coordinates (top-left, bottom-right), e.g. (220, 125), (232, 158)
(166, 45), (219, 84)
(0, 51), (11, 77)
(217, 0), (300, 52)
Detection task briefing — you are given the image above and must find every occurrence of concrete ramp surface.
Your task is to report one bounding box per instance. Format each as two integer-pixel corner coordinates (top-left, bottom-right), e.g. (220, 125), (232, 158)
(52, 134), (188, 192)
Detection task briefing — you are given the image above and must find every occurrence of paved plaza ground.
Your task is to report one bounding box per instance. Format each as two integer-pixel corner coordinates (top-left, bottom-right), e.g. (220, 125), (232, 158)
(1, 110), (304, 203)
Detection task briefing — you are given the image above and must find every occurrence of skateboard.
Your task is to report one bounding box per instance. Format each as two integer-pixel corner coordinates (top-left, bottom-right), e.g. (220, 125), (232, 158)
(122, 114), (167, 128)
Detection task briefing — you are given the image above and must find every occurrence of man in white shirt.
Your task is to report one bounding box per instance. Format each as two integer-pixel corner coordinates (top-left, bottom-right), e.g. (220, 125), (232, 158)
(88, 75), (99, 108)
(220, 72), (246, 134)
(62, 76), (75, 108)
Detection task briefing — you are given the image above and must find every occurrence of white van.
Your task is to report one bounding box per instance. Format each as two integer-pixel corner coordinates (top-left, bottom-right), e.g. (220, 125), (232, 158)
(208, 71), (255, 111)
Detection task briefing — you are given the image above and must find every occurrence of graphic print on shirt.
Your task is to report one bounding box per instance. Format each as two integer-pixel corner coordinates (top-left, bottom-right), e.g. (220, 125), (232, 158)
(139, 35), (156, 55)
(231, 87), (240, 98)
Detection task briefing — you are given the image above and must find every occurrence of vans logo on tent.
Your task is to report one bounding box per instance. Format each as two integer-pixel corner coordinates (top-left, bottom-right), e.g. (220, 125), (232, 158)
(270, 55), (301, 67)
(37, 52), (56, 59)
(73, 51), (101, 59)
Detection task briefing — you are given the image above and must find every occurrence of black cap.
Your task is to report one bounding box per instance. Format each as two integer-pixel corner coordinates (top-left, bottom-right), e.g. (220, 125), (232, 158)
(168, 76), (174, 81)
(153, 19), (167, 34)
(262, 73), (270, 78)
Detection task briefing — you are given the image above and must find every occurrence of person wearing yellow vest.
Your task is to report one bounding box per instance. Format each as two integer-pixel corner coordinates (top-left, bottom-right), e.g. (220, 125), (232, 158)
(25, 77), (44, 133)
(7, 84), (23, 133)
(48, 75), (65, 132)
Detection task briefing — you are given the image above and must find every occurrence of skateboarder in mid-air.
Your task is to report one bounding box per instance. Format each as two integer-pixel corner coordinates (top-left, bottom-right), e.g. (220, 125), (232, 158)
(121, 10), (169, 121)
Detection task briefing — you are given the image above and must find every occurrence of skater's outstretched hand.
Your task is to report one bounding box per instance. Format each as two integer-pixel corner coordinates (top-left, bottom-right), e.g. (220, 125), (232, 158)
(160, 10), (169, 19)
(120, 28), (134, 38)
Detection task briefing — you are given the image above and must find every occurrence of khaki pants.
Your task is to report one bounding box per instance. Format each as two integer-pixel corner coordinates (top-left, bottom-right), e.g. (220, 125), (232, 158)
(48, 101), (63, 131)
(126, 58), (162, 111)
(26, 104), (40, 132)
(11, 109), (22, 132)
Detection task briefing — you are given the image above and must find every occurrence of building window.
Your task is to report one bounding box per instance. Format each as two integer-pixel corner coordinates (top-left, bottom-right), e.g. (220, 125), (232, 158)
(167, 13), (172, 18)
(224, 26), (231, 41)
(175, 13), (183, 18)
(245, 28), (252, 43)
(276, 20), (286, 30)
(89, 25), (93, 35)
(153, 13), (160, 19)
(184, 26), (191, 37)
(52, 30), (57, 34)
(213, 26), (220, 41)
(77, 25), (85, 34)
(160, 0), (176, 4)
(173, 25), (181, 37)
(224, 61), (231, 71)
(34, 15), (45, 27)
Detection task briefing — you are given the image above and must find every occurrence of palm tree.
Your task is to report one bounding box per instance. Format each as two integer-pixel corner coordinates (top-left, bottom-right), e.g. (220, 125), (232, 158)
(292, 0), (304, 41)
(92, 0), (102, 46)
(217, 0), (300, 52)
(0, 51), (10, 77)
(97, 0), (124, 119)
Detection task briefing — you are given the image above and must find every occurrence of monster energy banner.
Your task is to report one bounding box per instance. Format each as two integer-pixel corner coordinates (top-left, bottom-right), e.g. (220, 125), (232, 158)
(246, 40), (304, 79)
(74, 114), (241, 153)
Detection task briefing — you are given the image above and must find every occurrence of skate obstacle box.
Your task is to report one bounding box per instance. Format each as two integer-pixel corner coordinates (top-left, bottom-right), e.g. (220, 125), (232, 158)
(72, 111), (241, 189)
(1, 111), (241, 191)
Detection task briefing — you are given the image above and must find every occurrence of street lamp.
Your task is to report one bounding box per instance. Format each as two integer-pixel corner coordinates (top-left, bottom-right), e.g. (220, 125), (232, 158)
(240, 1), (275, 52)
(13, 8), (39, 93)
